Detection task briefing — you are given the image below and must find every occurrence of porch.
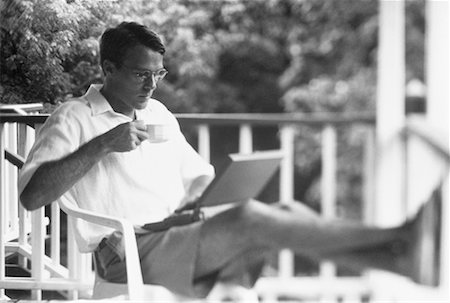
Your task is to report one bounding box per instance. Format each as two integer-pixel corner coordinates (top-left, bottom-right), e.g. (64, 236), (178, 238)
(1, 0), (450, 301)
(1, 108), (449, 302)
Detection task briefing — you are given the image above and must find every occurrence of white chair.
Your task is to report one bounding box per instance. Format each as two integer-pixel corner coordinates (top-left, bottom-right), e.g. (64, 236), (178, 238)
(58, 197), (262, 302)
(58, 196), (178, 301)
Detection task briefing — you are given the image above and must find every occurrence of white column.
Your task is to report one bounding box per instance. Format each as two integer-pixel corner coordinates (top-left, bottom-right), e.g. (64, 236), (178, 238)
(426, 0), (449, 136)
(371, 0), (407, 296)
(375, 0), (406, 227)
(425, 0), (450, 293)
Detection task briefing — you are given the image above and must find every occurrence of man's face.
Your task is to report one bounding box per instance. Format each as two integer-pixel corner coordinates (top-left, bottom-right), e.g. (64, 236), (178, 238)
(105, 44), (165, 112)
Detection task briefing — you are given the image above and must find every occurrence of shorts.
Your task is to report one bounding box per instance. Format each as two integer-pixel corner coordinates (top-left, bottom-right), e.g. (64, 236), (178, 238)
(94, 221), (212, 298)
(94, 220), (267, 299)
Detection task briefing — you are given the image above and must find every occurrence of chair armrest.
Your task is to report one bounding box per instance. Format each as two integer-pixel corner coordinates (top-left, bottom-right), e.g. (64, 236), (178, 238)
(58, 196), (144, 300)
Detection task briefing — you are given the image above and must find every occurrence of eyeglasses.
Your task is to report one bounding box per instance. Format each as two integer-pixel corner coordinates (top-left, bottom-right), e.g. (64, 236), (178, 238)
(121, 65), (168, 83)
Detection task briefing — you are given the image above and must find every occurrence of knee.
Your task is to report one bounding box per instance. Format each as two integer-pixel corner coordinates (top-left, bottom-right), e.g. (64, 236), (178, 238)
(228, 200), (271, 242)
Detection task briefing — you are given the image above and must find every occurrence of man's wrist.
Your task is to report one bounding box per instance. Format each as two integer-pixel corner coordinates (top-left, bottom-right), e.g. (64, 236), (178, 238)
(87, 134), (111, 158)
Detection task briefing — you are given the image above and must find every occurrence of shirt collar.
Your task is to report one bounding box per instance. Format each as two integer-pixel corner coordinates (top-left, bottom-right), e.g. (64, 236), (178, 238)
(84, 84), (115, 116)
(84, 84), (152, 119)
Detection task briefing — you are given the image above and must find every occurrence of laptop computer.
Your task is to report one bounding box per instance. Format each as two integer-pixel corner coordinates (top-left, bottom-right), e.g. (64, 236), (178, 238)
(196, 149), (284, 207)
(142, 150), (284, 231)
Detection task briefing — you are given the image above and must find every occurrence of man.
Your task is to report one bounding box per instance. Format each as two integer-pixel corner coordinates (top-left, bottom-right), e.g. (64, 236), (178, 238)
(19, 22), (439, 299)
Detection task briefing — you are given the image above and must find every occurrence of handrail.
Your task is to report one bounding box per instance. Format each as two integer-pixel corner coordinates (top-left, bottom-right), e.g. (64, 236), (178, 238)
(1, 112), (376, 126)
(0, 103), (43, 115)
(175, 112), (376, 126)
(0, 114), (48, 124)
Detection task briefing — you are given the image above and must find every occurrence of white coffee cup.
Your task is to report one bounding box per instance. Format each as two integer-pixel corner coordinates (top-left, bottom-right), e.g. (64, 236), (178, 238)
(146, 124), (173, 143)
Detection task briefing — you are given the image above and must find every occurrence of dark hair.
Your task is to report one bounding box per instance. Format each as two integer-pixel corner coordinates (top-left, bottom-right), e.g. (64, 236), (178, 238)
(99, 22), (165, 68)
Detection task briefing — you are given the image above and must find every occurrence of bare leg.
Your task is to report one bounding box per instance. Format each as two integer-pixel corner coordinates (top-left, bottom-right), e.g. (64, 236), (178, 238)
(195, 200), (411, 279)
(321, 241), (410, 276)
(310, 188), (441, 286)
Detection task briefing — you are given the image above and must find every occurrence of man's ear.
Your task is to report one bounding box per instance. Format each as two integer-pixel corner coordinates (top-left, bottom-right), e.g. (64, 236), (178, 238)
(102, 60), (116, 76)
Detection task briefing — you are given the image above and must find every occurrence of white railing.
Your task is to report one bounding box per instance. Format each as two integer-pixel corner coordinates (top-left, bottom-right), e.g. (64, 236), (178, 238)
(0, 114), (93, 301)
(2, 111), (447, 302)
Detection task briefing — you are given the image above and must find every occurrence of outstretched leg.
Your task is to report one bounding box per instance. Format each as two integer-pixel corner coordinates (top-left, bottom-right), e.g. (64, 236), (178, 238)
(322, 187), (441, 286)
(195, 195), (440, 286)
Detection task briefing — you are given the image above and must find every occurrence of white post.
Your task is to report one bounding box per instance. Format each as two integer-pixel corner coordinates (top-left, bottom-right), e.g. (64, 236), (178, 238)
(425, 0), (449, 294)
(239, 124), (253, 154)
(197, 124), (210, 163)
(320, 125), (337, 283)
(6, 124), (18, 235)
(30, 123), (44, 300)
(31, 209), (44, 300)
(426, 0), (449, 137)
(375, 0), (406, 227)
(371, 0), (406, 299)
(363, 127), (376, 225)
(18, 124), (30, 269)
(278, 125), (295, 278)
(0, 124), (6, 300)
(51, 203), (60, 265)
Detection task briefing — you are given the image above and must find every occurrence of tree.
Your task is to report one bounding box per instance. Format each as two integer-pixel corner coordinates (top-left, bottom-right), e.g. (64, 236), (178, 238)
(1, 0), (115, 104)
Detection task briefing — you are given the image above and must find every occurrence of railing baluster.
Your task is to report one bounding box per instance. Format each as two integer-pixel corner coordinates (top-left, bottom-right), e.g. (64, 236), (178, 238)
(0, 123), (6, 300)
(320, 124), (337, 300)
(51, 203), (60, 265)
(6, 123), (18, 237)
(197, 124), (210, 162)
(320, 125), (337, 220)
(239, 124), (253, 154)
(31, 208), (45, 300)
(3, 123), (11, 241)
(17, 123), (30, 269)
(278, 125), (295, 278)
(30, 123), (44, 300)
(363, 127), (376, 225)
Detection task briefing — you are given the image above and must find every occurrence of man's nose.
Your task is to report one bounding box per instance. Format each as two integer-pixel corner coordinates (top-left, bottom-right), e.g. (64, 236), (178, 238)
(143, 75), (157, 90)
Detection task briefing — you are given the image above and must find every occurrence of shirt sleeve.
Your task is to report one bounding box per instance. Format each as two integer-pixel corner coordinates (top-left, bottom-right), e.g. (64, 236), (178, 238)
(18, 103), (82, 196)
(179, 135), (215, 185)
(170, 121), (215, 191)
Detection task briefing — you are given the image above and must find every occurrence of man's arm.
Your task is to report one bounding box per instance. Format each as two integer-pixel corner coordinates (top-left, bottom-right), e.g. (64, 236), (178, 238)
(20, 120), (149, 211)
(175, 174), (214, 212)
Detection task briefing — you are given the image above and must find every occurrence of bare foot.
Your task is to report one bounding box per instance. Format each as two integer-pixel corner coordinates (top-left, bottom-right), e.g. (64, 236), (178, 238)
(406, 186), (442, 286)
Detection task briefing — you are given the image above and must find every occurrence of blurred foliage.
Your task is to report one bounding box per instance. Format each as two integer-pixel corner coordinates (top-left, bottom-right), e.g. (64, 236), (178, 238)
(1, 0), (425, 113)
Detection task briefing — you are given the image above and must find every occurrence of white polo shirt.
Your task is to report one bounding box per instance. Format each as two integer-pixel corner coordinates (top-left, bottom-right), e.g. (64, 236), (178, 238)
(18, 84), (214, 252)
